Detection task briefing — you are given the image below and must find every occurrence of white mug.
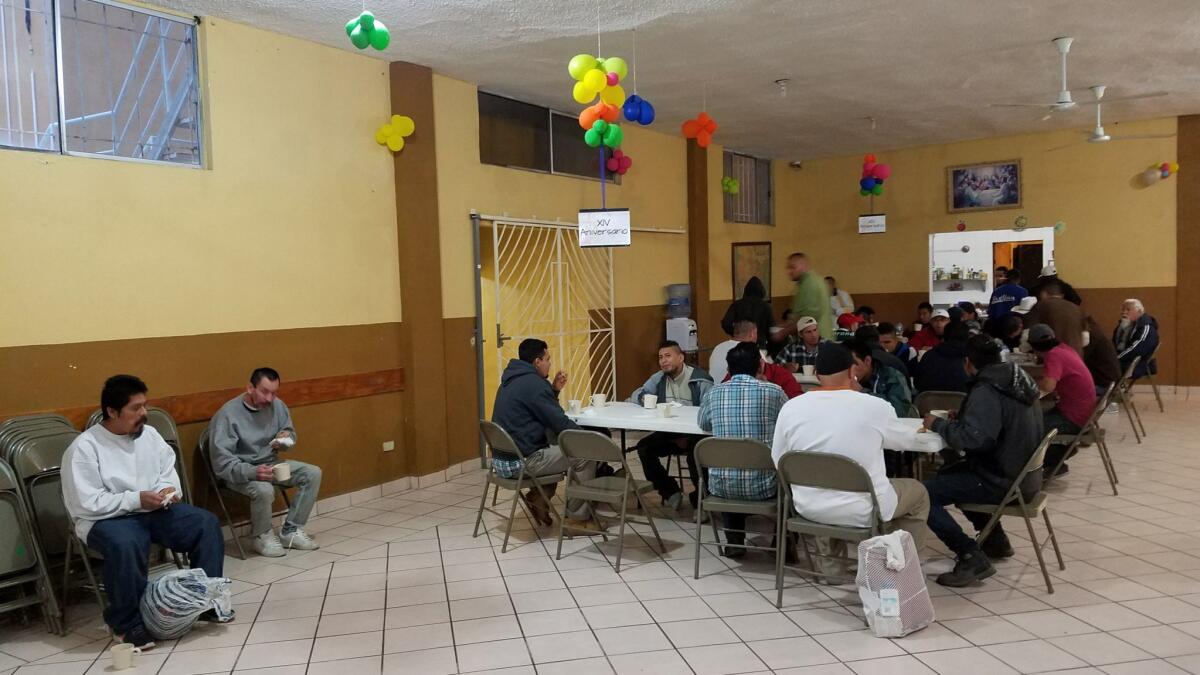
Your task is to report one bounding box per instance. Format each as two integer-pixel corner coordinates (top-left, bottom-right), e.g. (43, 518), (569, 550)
(111, 643), (137, 670)
(930, 410), (950, 420)
(642, 394), (658, 410)
(567, 399), (582, 414)
(801, 365), (815, 377)
(273, 463), (292, 482)
(657, 403), (674, 418)
(590, 393), (607, 408)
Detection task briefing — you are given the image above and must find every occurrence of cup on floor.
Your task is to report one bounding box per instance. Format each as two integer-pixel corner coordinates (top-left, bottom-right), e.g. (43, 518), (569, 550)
(657, 403), (674, 418)
(642, 394), (658, 410)
(273, 463), (292, 482)
(110, 644), (137, 670)
(567, 399), (582, 414)
(591, 393), (607, 408)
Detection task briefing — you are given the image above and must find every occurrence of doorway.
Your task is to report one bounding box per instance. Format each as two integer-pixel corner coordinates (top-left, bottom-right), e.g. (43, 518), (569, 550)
(993, 241), (1044, 285)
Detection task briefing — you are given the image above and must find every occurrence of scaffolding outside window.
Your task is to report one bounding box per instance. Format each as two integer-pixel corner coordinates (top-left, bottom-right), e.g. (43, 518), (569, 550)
(723, 151), (773, 225)
(0, 0), (201, 166)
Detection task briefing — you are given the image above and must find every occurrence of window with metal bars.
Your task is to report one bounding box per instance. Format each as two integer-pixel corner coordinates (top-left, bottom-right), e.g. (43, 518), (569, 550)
(0, 0), (202, 166)
(723, 151), (773, 225)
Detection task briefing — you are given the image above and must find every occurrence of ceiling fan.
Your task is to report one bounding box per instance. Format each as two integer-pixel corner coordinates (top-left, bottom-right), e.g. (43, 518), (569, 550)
(989, 37), (1081, 115)
(1046, 85), (1174, 150)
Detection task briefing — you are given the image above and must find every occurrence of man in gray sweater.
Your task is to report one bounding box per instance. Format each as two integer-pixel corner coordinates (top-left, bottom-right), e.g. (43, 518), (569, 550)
(209, 367), (322, 557)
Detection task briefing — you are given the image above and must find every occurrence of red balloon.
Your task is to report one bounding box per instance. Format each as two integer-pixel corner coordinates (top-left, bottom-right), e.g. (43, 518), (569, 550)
(863, 161), (877, 176)
(872, 163), (892, 180)
(1161, 162), (1171, 171)
(697, 129), (712, 147)
(956, 221), (966, 231)
(864, 153), (877, 163)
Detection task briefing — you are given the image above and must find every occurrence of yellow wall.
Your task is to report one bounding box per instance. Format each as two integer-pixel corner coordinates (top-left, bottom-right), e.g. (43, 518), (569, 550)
(432, 74), (690, 318)
(0, 18), (400, 348)
(774, 117), (1178, 294)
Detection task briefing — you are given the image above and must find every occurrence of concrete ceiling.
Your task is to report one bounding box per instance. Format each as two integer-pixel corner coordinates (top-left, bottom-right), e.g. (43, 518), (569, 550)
(160, 0), (1200, 159)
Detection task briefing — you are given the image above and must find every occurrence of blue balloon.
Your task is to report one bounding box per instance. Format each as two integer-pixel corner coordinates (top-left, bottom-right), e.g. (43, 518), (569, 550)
(623, 95), (643, 122)
(860, 177), (876, 190)
(637, 100), (655, 125)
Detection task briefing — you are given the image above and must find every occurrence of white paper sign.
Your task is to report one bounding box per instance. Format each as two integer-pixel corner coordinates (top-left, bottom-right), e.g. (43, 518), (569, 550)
(578, 208), (631, 248)
(858, 213), (887, 234)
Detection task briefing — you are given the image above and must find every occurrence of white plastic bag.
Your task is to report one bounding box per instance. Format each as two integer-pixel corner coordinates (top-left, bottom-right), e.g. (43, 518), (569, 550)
(140, 568), (233, 639)
(856, 530), (934, 638)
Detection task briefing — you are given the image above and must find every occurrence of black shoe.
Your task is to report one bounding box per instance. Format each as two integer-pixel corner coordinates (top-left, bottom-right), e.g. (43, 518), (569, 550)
(197, 608), (235, 624)
(1054, 463), (1069, 477)
(936, 551), (996, 588)
(594, 463), (616, 478)
(119, 626), (157, 650)
(980, 534), (1015, 560)
(721, 545), (746, 559)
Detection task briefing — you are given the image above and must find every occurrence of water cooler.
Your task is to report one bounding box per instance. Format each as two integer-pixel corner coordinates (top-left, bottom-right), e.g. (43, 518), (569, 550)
(666, 317), (698, 352)
(664, 284), (698, 351)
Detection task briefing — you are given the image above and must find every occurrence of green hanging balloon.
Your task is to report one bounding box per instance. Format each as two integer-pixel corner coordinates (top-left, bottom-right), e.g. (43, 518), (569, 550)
(358, 11), (375, 30)
(369, 22), (390, 50)
(860, 189), (870, 196)
(871, 184), (884, 195)
(602, 123), (623, 149)
(349, 24), (370, 49)
(345, 17), (357, 37)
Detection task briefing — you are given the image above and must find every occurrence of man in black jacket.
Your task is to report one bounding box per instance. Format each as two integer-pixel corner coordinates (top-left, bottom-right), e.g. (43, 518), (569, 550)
(492, 339), (595, 527)
(1114, 299), (1160, 380)
(922, 335), (1045, 587)
(721, 276), (775, 347)
(913, 321), (970, 393)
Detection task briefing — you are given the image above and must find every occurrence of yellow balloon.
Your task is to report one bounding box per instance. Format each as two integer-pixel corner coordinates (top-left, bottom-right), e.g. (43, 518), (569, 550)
(386, 134), (405, 152)
(583, 68), (606, 92)
(603, 57), (628, 80)
(375, 127), (389, 144)
(393, 115), (415, 136)
(1171, 162), (1180, 173)
(572, 81), (594, 104)
(567, 54), (597, 81)
(600, 84), (626, 106)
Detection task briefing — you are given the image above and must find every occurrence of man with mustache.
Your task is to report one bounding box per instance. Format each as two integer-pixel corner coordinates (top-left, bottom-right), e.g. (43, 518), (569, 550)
(62, 375), (226, 649)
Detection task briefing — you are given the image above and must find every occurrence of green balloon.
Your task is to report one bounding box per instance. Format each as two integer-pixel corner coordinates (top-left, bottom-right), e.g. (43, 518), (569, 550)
(345, 17), (357, 37)
(369, 23), (390, 50)
(349, 24), (370, 49)
(591, 119), (608, 133)
(584, 129), (602, 147)
(358, 11), (375, 30)
(603, 124), (623, 148)
(860, 189), (869, 196)
(871, 184), (884, 195)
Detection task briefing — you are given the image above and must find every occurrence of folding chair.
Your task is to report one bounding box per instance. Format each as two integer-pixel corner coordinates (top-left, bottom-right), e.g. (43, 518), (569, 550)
(196, 427), (292, 560)
(774, 452), (886, 609)
(1113, 356), (1146, 443)
(474, 421), (565, 553)
(914, 391), (966, 417)
(1045, 383), (1119, 495)
(1145, 345), (1165, 413)
(693, 438), (781, 578)
(0, 459), (63, 635)
(961, 430), (1065, 594)
(556, 429), (665, 573)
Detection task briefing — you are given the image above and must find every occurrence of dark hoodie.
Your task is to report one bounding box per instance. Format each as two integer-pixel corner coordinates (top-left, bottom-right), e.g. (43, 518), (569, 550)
(1114, 313), (1160, 379)
(721, 276), (775, 346)
(930, 362), (1045, 497)
(913, 340), (970, 393)
(491, 359), (578, 459)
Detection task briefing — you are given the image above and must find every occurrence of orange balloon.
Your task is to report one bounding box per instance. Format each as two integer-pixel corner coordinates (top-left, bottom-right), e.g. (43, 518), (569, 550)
(599, 103), (619, 123)
(579, 107), (600, 130)
(865, 153), (877, 163)
(682, 119), (701, 137)
(697, 130), (712, 147)
(706, 119), (719, 133)
(697, 112), (711, 124)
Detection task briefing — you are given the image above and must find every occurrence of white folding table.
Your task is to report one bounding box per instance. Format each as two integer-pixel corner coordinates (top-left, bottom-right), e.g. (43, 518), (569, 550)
(566, 401), (708, 450)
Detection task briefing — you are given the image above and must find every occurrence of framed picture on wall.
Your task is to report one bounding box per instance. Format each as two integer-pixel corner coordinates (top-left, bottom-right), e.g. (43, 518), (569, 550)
(947, 159), (1022, 213)
(731, 242), (772, 299)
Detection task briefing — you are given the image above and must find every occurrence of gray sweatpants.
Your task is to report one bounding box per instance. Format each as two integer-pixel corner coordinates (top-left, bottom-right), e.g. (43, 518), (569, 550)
(523, 445), (596, 520)
(227, 460), (322, 536)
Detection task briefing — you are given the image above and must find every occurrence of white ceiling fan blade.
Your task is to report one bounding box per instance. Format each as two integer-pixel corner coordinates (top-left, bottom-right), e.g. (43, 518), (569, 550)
(990, 102), (1056, 108)
(1045, 143), (1080, 153)
(1110, 133), (1177, 141)
(1075, 92), (1169, 107)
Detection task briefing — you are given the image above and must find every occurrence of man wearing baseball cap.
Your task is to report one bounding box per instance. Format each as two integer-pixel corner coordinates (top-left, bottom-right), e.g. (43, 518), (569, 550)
(909, 308), (950, 352)
(779, 316), (826, 372)
(1028, 324), (1096, 476)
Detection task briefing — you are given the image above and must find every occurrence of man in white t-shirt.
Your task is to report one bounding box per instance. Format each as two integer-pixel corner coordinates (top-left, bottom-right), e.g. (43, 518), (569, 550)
(772, 344), (930, 573)
(709, 320), (755, 384)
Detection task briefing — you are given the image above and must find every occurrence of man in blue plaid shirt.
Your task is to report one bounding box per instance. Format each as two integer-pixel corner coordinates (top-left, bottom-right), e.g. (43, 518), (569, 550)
(779, 316), (826, 371)
(698, 342), (788, 558)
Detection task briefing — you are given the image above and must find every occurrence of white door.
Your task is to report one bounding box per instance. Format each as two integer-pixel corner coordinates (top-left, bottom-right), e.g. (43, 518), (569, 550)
(492, 219), (616, 406)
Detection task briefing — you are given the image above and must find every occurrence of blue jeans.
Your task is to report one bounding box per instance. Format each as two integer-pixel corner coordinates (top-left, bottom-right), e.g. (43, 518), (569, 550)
(923, 469), (1007, 557)
(87, 504), (225, 635)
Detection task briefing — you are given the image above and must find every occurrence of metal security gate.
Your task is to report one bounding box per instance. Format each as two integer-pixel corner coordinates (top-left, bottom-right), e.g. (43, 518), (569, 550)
(474, 215), (616, 418)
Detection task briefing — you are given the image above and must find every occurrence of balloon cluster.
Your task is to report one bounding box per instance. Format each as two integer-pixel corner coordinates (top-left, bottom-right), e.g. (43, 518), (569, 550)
(579, 102), (618, 130)
(584, 119), (623, 149)
(345, 11), (389, 50)
(1143, 161), (1180, 185)
(606, 150), (632, 175)
(721, 177), (740, 195)
(569, 54), (628, 107)
(682, 112), (718, 148)
(375, 115), (414, 152)
(858, 154), (891, 196)
(622, 94), (655, 126)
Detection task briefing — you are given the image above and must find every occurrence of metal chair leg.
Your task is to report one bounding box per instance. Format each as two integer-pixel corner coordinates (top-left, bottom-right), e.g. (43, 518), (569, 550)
(501, 474), (524, 554)
(1022, 511), (1054, 594)
(472, 475), (492, 538)
(1042, 509), (1065, 570)
(60, 534), (74, 616)
(1129, 393), (1146, 437)
(637, 492), (665, 553)
(1095, 441), (1120, 496)
(491, 484), (500, 506)
(1121, 393), (1142, 444)
(775, 517), (787, 609)
(614, 482), (629, 573)
(694, 488), (704, 579)
(1148, 373), (1165, 412)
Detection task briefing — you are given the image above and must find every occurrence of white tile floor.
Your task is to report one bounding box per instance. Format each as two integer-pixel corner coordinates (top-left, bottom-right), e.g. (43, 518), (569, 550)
(4, 392), (1200, 674)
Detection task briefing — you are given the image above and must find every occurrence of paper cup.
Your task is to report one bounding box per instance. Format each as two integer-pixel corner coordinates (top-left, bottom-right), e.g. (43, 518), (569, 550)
(930, 410), (950, 420)
(801, 365), (815, 376)
(567, 400), (581, 414)
(642, 394), (658, 410)
(657, 403), (674, 418)
(590, 393), (607, 408)
(111, 644), (136, 670)
(273, 463), (292, 482)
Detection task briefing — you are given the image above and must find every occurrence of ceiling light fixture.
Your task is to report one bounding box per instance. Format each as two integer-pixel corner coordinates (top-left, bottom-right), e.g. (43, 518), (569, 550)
(775, 78), (791, 98)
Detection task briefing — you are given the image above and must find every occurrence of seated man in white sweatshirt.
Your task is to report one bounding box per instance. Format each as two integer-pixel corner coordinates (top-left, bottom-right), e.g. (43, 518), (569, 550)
(772, 345), (930, 578)
(62, 375), (226, 650)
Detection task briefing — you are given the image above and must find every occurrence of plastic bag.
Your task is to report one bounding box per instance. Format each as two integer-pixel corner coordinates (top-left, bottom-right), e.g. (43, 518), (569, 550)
(139, 568), (233, 639)
(856, 530), (934, 638)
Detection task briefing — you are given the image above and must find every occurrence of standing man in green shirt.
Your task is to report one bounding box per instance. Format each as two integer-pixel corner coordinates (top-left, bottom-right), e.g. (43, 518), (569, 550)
(784, 252), (833, 341)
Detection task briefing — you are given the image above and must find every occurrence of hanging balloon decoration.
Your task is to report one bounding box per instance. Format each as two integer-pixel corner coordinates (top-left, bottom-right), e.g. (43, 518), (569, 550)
(345, 11), (390, 50)
(578, 102), (619, 130)
(584, 119), (624, 149)
(1054, 221), (1067, 235)
(858, 153), (891, 196)
(375, 115), (415, 152)
(682, 112), (718, 148)
(1143, 161), (1180, 186)
(721, 177), (740, 194)
(568, 54), (628, 107)
(606, 150), (633, 175)
(623, 95), (655, 125)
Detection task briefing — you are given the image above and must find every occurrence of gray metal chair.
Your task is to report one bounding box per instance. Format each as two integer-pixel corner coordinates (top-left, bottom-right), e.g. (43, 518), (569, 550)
(961, 430), (1064, 594)
(196, 427), (292, 560)
(474, 421), (566, 553)
(1112, 356), (1146, 443)
(0, 459), (63, 635)
(914, 391), (966, 418)
(693, 437), (780, 578)
(774, 451), (885, 608)
(1046, 383), (1119, 495)
(1145, 345), (1165, 413)
(556, 429), (665, 573)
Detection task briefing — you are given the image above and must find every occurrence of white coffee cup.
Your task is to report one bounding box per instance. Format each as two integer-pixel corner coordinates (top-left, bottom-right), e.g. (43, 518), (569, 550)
(273, 463), (292, 482)
(642, 394), (658, 410)
(930, 410), (950, 420)
(590, 393), (607, 408)
(567, 399), (581, 414)
(657, 403), (674, 418)
(801, 365), (815, 377)
(111, 643), (137, 670)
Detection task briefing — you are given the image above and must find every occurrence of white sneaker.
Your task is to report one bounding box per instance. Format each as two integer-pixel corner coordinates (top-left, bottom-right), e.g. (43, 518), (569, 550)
(252, 531), (286, 557)
(281, 528), (319, 551)
(665, 492), (683, 513)
(1105, 402), (1119, 414)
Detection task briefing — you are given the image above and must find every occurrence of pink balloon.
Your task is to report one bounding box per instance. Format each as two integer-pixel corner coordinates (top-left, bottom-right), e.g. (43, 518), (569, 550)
(606, 157), (619, 172)
(606, 72), (619, 86)
(872, 163), (892, 180)
(863, 162), (877, 175)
